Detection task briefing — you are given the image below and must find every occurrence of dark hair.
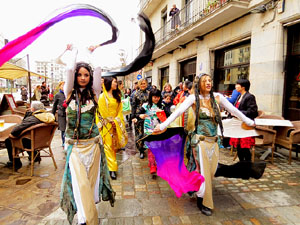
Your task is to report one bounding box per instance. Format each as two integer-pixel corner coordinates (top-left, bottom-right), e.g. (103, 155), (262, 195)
(236, 78), (250, 92)
(67, 62), (97, 106)
(74, 62), (94, 89)
(104, 77), (121, 103)
(173, 86), (181, 93)
(184, 80), (192, 90)
(117, 80), (123, 86)
(163, 92), (172, 98)
(148, 89), (162, 108)
(187, 81), (193, 90)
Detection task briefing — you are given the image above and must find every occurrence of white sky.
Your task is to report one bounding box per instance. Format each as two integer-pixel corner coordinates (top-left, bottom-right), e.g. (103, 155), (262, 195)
(0, 0), (140, 68)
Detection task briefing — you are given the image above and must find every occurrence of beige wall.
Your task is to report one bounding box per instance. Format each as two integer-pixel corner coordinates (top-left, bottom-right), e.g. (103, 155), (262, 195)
(148, 0), (300, 115)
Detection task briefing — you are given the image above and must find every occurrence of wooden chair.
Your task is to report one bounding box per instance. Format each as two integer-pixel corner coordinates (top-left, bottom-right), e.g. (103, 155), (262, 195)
(274, 121), (300, 164)
(252, 114), (284, 163)
(10, 122), (58, 176)
(257, 110), (265, 118)
(0, 115), (23, 142)
(231, 113), (280, 163)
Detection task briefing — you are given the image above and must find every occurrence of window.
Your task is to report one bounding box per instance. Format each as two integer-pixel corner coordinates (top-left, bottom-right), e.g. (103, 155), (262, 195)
(214, 41), (250, 96)
(160, 67), (169, 89)
(180, 57), (196, 82)
(145, 70), (152, 86)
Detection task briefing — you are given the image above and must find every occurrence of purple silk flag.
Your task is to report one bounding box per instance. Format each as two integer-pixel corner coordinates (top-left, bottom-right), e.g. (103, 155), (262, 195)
(0, 4), (155, 78)
(144, 128), (204, 198)
(0, 4), (118, 67)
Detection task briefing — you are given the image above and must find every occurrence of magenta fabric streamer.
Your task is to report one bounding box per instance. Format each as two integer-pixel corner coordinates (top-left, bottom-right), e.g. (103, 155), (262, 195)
(0, 4), (118, 67)
(144, 128), (204, 198)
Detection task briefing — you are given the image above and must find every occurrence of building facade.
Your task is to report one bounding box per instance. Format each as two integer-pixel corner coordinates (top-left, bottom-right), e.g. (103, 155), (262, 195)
(139, 0), (300, 120)
(35, 60), (66, 91)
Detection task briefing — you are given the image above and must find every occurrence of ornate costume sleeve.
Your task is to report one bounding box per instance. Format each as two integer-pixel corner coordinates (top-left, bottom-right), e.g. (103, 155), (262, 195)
(88, 50), (102, 99)
(160, 95), (195, 130)
(115, 101), (128, 148)
(93, 67), (102, 99)
(217, 93), (254, 126)
(62, 49), (78, 98)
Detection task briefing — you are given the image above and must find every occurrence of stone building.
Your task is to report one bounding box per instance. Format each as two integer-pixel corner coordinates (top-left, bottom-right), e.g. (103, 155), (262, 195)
(139, 0), (299, 120)
(35, 60), (66, 91)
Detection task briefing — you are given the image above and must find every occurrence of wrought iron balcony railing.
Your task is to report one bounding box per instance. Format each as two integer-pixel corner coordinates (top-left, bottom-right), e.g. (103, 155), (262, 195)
(154, 0), (230, 48)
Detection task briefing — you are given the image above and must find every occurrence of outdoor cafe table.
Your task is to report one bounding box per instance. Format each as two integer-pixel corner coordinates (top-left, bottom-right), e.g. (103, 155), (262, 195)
(0, 123), (17, 141)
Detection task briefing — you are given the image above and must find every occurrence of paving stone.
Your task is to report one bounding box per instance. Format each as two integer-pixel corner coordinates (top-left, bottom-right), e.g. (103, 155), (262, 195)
(214, 194), (243, 212)
(188, 214), (204, 225)
(142, 198), (171, 216)
(180, 215), (192, 224)
(143, 216), (152, 225)
(231, 190), (300, 209)
(133, 217), (144, 225)
(168, 216), (181, 224)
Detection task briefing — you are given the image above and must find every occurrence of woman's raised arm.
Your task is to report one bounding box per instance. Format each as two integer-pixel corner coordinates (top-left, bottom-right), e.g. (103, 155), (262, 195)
(57, 44), (78, 98)
(157, 94), (195, 131)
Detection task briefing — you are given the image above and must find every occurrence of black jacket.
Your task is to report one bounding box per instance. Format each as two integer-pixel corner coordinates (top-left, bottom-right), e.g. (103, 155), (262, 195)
(11, 111), (43, 137)
(234, 92), (258, 120)
(52, 91), (66, 131)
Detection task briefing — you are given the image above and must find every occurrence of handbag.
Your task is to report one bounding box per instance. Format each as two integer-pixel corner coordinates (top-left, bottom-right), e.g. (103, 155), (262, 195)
(122, 96), (131, 115)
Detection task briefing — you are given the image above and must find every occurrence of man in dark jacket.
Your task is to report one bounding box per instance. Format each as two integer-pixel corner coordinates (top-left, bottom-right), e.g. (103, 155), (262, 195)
(4, 101), (55, 170)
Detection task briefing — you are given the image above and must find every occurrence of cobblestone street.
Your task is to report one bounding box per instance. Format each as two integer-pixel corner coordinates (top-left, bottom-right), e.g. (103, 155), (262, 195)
(0, 128), (300, 225)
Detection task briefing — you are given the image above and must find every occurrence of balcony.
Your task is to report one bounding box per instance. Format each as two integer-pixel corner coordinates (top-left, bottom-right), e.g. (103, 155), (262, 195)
(139, 0), (162, 15)
(149, 0), (251, 59)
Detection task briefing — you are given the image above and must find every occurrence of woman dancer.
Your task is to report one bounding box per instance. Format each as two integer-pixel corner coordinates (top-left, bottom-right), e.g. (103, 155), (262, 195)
(96, 77), (128, 180)
(154, 73), (258, 216)
(60, 44), (115, 225)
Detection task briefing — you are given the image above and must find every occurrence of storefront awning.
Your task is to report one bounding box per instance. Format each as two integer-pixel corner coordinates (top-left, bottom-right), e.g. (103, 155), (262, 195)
(0, 62), (45, 80)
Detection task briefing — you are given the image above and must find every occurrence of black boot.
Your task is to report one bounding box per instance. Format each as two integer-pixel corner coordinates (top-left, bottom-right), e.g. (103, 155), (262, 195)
(109, 171), (117, 180)
(196, 197), (203, 210)
(197, 197), (212, 216)
(201, 205), (212, 216)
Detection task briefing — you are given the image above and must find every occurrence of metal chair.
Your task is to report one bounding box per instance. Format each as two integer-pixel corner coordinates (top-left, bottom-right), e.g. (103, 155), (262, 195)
(10, 122), (58, 176)
(252, 114), (284, 163)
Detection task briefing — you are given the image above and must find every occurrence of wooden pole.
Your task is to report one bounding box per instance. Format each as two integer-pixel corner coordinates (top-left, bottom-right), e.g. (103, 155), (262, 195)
(27, 54), (32, 105)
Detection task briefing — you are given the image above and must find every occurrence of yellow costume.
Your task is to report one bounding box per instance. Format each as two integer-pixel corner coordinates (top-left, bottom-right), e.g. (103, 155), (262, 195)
(96, 87), (128, 172)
